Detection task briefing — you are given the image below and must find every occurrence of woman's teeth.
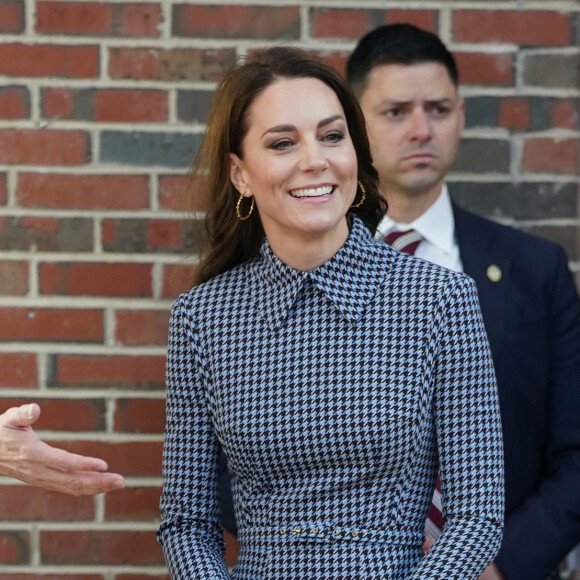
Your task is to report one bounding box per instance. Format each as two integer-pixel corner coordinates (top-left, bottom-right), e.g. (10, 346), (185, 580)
(290, 185), (333, 198)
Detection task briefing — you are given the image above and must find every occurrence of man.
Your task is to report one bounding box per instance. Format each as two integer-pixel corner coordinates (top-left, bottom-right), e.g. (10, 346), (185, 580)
(346, 23), (580, 580)
(0, 402), (125, 495)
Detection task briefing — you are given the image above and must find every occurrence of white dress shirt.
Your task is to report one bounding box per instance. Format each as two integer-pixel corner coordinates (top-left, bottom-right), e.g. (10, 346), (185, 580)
(375, 185), (464, 273)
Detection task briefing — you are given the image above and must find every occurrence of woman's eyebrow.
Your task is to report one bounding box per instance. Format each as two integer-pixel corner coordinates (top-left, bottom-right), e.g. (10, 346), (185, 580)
(261, 115), (344, 138)
(261, 124), (296, 137)
(317, 114), (344, 128)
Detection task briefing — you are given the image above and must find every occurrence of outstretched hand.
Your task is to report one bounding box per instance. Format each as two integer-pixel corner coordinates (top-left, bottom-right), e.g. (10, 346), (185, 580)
(0, 403), (125, 496)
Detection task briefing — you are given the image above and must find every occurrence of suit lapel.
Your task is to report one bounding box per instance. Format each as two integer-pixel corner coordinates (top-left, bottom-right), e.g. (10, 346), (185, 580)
(452, 204), (509, 362)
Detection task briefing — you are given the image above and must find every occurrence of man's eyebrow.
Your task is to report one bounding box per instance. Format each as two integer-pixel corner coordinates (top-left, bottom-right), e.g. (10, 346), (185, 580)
(380, 98), (454, 107)
(381, 99), (411, 106)
(426, 98), (454, 106)
(261, 115), (344, 138)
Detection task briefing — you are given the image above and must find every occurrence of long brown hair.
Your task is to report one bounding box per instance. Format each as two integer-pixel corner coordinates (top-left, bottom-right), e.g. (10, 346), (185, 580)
(192, 46), (387, 285)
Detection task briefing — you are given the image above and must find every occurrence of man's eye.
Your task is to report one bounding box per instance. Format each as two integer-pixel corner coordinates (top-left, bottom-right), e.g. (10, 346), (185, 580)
(432, 106), (450, 117)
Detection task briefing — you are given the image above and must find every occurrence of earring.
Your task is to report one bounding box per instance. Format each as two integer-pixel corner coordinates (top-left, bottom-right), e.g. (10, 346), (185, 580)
(236, 193), (255, 220)
(351, 181), (366, 208)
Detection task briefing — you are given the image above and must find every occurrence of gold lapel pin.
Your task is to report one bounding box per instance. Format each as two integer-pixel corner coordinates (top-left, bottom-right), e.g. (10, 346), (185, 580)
(487, 264), (502, 283)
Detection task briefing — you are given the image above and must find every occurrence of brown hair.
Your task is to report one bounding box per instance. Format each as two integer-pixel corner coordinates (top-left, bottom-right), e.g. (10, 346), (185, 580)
(192, 46), (387, 285)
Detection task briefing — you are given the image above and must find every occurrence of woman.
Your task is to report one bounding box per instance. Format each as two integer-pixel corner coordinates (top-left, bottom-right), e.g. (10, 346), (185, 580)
(158, 47), (503, 579)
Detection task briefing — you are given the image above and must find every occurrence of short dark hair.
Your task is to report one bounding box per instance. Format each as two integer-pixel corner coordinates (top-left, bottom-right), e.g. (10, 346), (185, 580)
(193, 46), (387, 285)
(346, 24), (459, 98)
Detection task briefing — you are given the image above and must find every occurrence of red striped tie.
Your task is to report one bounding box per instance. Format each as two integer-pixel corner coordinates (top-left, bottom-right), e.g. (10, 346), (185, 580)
(426, 477), (443, 537)
(384, 229), (422, 256)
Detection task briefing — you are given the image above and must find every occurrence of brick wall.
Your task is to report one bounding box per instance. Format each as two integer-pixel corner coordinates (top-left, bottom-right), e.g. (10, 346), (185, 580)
(0, 0), (578, 577)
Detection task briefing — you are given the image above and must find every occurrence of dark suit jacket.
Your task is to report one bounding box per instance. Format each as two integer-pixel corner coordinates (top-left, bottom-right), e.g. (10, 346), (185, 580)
(453, 203), (580, 580)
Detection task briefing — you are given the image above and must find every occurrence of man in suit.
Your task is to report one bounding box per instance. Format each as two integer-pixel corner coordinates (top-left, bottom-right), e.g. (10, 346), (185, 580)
(346, 23), (580, 580)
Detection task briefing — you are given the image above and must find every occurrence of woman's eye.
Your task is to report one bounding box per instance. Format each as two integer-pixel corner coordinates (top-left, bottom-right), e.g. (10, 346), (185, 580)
(386, 108), (402, 118)
(268, 139), (293, 151)
(323, 131), (344, 143)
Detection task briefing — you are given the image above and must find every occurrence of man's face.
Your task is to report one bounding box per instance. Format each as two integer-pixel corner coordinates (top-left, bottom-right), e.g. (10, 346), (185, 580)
(358, 62), (464, 201)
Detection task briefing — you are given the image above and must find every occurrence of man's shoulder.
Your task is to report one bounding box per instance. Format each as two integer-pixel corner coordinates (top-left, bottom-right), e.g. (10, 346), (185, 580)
(453, 203), (565, 260)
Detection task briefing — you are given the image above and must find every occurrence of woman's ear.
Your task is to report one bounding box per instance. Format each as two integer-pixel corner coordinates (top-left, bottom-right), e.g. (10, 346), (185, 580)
(229, 153), (250, 196)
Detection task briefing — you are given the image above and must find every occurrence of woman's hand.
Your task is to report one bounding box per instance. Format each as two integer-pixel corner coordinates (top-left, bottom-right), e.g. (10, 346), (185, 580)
(422, 533), (435, 553)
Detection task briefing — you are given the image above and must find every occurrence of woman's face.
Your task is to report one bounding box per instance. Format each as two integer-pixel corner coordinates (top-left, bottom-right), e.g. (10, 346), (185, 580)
(230, 77), (358, 260)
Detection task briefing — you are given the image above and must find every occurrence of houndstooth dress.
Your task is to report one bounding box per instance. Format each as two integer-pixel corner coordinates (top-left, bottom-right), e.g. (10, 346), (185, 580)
(158, 216), (504, 579)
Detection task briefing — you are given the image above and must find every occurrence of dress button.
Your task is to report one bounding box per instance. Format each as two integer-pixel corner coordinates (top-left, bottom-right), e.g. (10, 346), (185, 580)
(351, 531), (358, 538)
(311, 528), (319, 534)
(333, 529), (340, 536)
(280, 528), (286, 535)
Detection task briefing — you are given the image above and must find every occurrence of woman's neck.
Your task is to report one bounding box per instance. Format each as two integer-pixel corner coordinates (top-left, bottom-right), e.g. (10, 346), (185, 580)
(266, 219), (350, 271)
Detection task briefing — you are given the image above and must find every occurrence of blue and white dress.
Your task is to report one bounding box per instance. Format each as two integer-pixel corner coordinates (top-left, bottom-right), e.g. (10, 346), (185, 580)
(158, 216), (504, 579)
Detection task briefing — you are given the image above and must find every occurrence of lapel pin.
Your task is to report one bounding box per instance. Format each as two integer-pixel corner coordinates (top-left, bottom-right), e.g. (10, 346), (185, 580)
(487, 264), (502, 283)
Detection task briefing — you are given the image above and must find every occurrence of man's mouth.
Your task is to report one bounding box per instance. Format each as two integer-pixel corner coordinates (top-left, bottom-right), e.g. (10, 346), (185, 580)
(406, 152), (435, 162)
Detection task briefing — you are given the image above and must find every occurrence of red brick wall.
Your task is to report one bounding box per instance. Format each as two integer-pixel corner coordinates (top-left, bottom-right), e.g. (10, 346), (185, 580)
(0, 1), (578, 577)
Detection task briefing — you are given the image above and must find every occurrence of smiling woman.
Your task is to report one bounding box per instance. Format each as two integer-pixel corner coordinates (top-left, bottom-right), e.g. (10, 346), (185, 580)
(229, 77), (359, 270)
(190, 46), (386, 285)
(157, 46), (504, 580)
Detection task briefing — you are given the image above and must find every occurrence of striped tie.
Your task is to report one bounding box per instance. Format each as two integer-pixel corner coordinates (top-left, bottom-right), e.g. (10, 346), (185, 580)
(426, 478), (443, 538)
(384, 229), (422, 256)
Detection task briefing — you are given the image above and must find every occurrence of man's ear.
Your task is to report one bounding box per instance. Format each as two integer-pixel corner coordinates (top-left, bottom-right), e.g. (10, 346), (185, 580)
(229, 153), (250, 196)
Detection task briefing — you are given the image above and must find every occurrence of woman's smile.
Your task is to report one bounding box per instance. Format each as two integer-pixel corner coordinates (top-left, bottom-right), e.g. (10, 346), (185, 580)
(289, 184), (336, 199)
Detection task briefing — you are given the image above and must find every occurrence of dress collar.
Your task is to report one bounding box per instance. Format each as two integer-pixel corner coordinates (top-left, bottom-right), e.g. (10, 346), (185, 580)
(250, 216), (391, 332)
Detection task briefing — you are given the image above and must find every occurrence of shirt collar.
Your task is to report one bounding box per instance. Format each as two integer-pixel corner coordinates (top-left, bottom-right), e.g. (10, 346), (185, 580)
(375, 185), (456, 255)
(250, 216), (391, 332)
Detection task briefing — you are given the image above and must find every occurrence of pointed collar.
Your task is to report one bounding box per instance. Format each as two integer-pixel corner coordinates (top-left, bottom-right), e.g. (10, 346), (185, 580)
(249, 216), (391, 332)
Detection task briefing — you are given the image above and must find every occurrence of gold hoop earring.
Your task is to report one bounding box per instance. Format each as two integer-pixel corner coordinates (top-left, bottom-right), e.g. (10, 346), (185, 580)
(236, 193), (254, 220)
(351, 181), (366, 208)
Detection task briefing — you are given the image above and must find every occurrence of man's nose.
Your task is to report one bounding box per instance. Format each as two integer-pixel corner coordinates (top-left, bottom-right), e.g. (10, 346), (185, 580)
(409, 109), (432, 143)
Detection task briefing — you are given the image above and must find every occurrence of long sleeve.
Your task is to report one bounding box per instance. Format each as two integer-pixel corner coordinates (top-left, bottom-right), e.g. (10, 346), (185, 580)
(496, 247), (580, 580)
(157, 299), (229, 579)
(410, 275), (504, 579)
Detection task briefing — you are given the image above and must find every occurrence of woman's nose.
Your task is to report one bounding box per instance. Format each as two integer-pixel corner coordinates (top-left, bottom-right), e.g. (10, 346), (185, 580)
(298, 141), (328, 172)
